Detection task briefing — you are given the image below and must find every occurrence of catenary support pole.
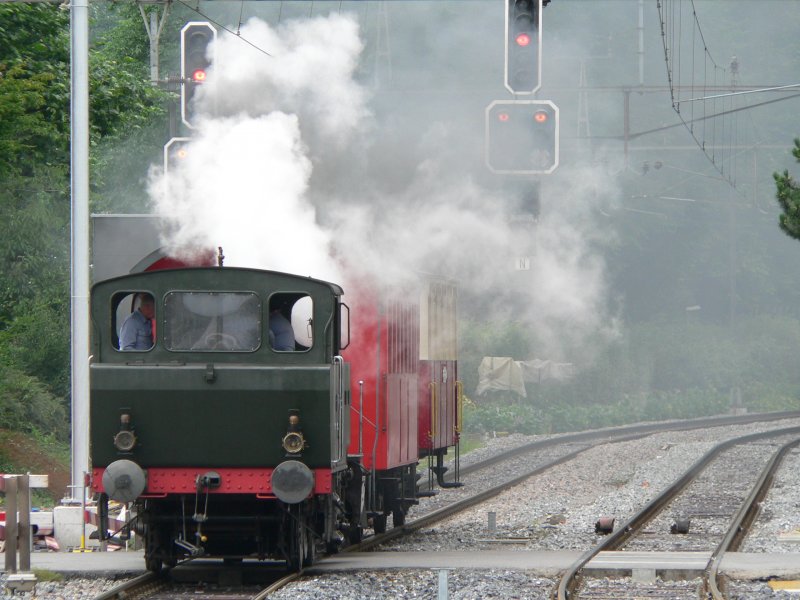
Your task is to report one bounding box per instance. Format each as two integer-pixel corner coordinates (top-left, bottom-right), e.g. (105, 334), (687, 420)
(70, 0), (91, 504)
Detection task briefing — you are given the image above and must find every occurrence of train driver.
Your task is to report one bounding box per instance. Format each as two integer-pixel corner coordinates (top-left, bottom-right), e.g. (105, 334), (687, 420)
(269, 307), (295, 351)
(120, 293), (155, 351)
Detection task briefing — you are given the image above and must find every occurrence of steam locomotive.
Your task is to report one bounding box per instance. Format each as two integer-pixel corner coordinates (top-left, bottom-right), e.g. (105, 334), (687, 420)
(88, 256), (461, 571)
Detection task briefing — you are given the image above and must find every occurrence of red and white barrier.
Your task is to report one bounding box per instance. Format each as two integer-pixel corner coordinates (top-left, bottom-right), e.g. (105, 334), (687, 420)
(0, 511), (54, 541)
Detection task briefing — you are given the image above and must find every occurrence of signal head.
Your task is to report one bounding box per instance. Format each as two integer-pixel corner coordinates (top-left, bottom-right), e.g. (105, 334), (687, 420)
(180, 22), (217, 129)
(485, 100), (559, 175)
(505, 0), (542, 94)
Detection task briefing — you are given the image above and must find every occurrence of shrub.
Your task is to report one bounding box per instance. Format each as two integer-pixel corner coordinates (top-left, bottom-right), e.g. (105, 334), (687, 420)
(0, 364), (68, 439)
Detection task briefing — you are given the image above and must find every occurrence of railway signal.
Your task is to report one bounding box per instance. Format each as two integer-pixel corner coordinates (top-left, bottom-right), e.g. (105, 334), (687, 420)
(163, 137), (191, 175)
(504, 0), (542, 94)
(180, 22), (216, 129)
(485, 100), (559, 175)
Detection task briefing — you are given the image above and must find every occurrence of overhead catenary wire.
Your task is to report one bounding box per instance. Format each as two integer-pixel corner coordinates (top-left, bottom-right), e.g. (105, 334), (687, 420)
(656, 0), (753, 189)
(176, 0), (273, 57)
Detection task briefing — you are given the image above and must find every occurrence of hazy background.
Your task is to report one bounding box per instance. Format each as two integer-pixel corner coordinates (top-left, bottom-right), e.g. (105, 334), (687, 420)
(99, 0), (800, 430)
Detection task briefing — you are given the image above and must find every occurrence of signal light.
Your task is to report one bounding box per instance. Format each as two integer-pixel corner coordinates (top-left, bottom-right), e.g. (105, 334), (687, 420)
(180, 22), (217, 129)
(163, 137), (191, 175)
(505, 0), (541, 94)
(485, 100), (559, 175)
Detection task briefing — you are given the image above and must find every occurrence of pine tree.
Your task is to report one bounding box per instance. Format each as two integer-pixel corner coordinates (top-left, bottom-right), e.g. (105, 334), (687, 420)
(775, 138), (800, 240)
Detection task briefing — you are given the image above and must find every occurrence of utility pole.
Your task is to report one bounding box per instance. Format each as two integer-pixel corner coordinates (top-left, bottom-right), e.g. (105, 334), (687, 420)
(138, 1), (171, 85)
(70, 0), (90, 504)
(576, 61), (591, 153)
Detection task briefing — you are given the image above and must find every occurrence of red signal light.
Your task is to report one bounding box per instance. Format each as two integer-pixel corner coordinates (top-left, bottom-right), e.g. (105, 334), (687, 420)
(498, 112), (511, 122)
(515, 32), (531, 47)
(534, 110), (548, 123)
(192, 68), (207, 83)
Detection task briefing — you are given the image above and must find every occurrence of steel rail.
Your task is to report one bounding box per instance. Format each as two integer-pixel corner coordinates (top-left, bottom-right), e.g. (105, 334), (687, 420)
(432, 410), (800, 488)
(251, 571), (301, 600)
(92, 571), (166, 600)
(555, 425), (800, 600)
(704, 436), (800, 600)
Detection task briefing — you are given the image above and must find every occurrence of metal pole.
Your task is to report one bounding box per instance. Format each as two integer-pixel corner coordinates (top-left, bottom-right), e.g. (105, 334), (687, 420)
(358, 380), (364, 456)
(5, 477), (18, 574)
(149, 9), (159, 83)
(638, 0), (644, 86)
(139, 1), (170, 85)
(623, 89), (631, 167)
(81, 473), (87, 550)
(70, 0), (91, 504)
(18, 475), (31, 572)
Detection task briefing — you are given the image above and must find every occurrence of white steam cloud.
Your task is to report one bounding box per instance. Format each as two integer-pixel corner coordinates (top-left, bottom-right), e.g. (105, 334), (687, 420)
(148, 11), (620, 366)
(149, 13), (368, 280)
(328, 159), (621, 363)
(207, 15), (369, 148)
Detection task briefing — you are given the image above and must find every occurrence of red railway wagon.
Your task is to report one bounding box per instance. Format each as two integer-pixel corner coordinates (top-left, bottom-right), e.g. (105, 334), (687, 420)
(343, 276), (462, 533)
(416, 280), (462, 488)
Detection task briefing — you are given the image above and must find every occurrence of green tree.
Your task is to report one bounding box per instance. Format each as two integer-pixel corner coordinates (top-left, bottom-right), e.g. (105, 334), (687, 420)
(0, 3), (170, 436)
(775, 138), (800, 240)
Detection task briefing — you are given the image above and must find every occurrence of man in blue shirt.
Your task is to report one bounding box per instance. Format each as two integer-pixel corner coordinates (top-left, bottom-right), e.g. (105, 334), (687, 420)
(120, 294), (155, 351)
(269, 308), (295, 351)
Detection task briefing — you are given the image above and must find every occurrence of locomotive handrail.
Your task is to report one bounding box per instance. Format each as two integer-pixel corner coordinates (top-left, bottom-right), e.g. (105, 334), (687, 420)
(429, 381), (438, 441)
(357, 379), (364, 457)
(332, 356), (345, 464)
(455, 381), (464, 434)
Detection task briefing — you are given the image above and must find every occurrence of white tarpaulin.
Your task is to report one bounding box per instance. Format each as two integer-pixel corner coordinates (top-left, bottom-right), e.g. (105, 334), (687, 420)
(518, 359), (576, 383)
(476, 357), (527, 398)
(476, 357), (576, 398)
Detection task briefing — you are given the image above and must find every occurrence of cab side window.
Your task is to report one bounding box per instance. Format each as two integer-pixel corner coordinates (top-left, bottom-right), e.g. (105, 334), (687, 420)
(113, 292), (156, 352)
(269, 294), (313, 352)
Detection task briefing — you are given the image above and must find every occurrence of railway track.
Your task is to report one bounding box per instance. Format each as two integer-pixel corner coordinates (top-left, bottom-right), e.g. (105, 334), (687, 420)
(94, 412), (800, 600)
(428, 410), (800, 489)
(555, 426), (800, 600)
(93, 563), (294, 600)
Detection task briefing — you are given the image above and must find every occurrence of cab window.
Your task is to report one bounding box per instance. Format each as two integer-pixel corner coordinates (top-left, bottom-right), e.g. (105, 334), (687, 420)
(163, 292), (261, 352)
(269, 294), (313, 352)
(113, 292), (156, 352)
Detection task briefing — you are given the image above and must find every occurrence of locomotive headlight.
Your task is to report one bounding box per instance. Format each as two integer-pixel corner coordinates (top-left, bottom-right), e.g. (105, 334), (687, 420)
(282, 431), (305, 454)
(282, 409), (305, 454)
(113, 413), (137, 452)
(114, 430), (137, 452)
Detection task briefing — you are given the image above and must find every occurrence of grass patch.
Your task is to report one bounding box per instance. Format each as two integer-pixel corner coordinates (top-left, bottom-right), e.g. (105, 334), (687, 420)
(32, 569), (63, 583)
(458, 433), (486, 455)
